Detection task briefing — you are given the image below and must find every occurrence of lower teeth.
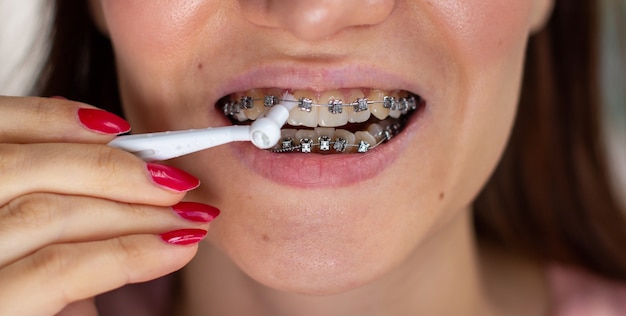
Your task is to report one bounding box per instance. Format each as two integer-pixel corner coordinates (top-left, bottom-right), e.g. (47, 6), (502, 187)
(270, 119), (403, 154)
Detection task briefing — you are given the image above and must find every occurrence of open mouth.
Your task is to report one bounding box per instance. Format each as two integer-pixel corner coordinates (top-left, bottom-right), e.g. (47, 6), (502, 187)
(219, 88), (425, 154)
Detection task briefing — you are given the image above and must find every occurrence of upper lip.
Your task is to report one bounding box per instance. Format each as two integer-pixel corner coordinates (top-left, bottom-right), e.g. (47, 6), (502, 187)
(213, 62), (426, 102)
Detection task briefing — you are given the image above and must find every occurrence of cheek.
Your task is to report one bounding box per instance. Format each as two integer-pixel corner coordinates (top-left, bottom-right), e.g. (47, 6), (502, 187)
(98, 0), (221, 130)
(101, 0), (206, 62)
(432, 0), (533, 63)
(419, 1), (534, 215)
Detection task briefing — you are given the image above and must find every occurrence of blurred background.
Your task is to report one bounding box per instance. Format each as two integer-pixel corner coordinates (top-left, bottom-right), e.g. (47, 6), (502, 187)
(0, 0), (624, 207)
(601, 1), (626, 208)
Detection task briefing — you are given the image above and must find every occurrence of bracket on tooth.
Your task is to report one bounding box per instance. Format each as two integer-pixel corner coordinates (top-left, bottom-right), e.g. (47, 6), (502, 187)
(328, 99), (343, 114)
(357, 141), (370, 153)
(282, 138), (294, 150)
(396, 96), (416, 114)
(383, 128), (393, 141)
(240, 96), (254, 109)
(300, 138), (312, 153)
(223, 101), (240, 116)
(298, 98), (313, 112)
(333, 137), (348, 152)
(264, 95), (278, 107)
(383, 96), (396, 109)
(319, 136), (331, 151)
(354, 98), (369, 112)
(383, 123), (401, 141)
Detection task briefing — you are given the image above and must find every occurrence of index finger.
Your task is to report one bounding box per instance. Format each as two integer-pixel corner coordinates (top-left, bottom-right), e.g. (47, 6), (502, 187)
(0, 96), (130, 144)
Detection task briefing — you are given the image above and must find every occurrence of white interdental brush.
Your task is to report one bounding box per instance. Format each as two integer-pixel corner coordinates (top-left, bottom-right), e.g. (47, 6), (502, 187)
(108, 93), (297, 161)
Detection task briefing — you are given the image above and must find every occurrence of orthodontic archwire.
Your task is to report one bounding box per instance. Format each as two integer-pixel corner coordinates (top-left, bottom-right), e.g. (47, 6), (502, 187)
(222, 93), (420, 154)
(223, 94), (421, 117)
(270, 122), (403, 154)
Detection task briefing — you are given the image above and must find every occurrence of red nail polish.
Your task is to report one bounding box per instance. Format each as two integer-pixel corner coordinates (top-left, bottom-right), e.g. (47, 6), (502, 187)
(77, 108), (131, 135)
(172, 202), (220, 223)
(147, 163), (200, 192)
(160, 229), (207, 245)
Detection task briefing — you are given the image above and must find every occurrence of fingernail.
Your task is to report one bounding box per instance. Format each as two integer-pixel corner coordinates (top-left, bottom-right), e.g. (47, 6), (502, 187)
(147, 163), (200, 192)
(160, 229), (207, 245)
(172, 202), (220, 223)
(77, 108), (131, 135)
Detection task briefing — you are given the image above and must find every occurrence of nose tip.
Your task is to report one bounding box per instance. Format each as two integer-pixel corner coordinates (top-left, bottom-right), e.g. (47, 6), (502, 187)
(240, 0), (395, 41)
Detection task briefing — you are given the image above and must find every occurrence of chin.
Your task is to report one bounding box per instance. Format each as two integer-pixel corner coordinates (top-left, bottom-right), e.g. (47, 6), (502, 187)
(196, 174), (446, 296)
(208, 226), (397, 296)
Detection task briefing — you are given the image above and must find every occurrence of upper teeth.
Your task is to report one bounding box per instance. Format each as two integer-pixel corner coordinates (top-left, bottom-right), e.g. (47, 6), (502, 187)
(223, 89), (419, 128)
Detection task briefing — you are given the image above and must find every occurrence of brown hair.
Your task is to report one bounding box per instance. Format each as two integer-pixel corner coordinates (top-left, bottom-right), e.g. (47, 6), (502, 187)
(474, 1), (626, 280)
(37, 1), (120, 111)
(36, 1), (626, 280)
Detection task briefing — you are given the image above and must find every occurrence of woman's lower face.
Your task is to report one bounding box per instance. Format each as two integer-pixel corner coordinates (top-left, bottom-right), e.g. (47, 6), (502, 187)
(91, 0), (552, 294)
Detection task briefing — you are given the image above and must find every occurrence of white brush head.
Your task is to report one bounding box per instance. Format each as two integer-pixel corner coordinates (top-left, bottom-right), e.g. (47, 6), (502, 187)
(249, 118), (281, 149)
(249, 92), (296, 149)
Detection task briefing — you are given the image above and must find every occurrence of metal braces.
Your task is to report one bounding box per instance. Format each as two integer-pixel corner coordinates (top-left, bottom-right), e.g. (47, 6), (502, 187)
(224, 94), (420, 117)
(270, 123), (401, 154)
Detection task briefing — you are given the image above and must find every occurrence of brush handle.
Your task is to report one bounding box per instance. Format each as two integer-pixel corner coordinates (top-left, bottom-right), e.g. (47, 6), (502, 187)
(108, 125), (251, 161)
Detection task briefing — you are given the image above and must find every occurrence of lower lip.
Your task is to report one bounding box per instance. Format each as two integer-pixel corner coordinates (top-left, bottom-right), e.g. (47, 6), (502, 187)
(228, 107), (425, 188)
